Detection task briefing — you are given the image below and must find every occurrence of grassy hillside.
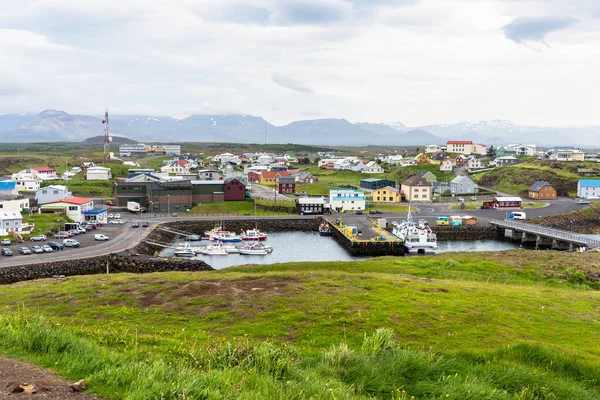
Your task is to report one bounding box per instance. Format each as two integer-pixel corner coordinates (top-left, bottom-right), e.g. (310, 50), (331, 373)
(389, 164), (455, 183)
(0, 251), (599, 398)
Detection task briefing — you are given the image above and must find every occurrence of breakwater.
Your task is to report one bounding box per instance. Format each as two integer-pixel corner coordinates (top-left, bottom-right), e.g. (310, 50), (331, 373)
(329, 221), (406, 256)
(0, 253), (213, 285)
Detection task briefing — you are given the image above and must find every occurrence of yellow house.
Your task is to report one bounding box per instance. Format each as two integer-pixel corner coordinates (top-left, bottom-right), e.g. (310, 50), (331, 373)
(414, 153), (431, 165)
(372, 186), (400, 203)
(401, 175), (432, 202)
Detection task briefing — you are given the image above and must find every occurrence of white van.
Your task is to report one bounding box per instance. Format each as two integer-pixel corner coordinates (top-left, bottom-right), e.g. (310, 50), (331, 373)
(510, 212), (526, 220)
(63, 239), (80, 248)
(94, 234), (109, 241)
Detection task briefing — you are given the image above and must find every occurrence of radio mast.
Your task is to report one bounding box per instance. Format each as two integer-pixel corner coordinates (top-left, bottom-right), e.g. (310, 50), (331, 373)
(102, 109), (110, 160)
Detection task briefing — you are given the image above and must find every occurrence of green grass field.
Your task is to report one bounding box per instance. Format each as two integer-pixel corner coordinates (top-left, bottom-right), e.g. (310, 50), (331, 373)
(0, 251), (599, 398)
(367, 203), (412, 213)
(188, 200), (296, 215)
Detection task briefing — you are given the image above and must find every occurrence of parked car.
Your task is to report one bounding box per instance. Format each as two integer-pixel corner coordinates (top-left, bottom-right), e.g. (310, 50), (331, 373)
(458, 197), (464, 203)
(54, 232), (69, 239)
(76, 227), (87, 234)
(108, 219), (124, 224)
(142, 221), (150, 227)
(1, 248), (13, 256)
(83, 225), (94, 231)
(114, 213), (121, 219)
(355, 210), (363, 215)
(63, 239), (80, 248)
(30, 235), (47, 241)
(1, 239), (11, 246)
(47, 241), (64, 250)
(376, 210), (383, 214)
(31, 245), (44, 254)
(108, 213), (114, 219)
(41, 245), (54, 253)
(369, 210), (376, 214)
(106, 200), (114, 206)
(69, 229), (80, 236)
(577, 200), (590, 205)
(19, 247), (32, 255)
(132, 221), (139, 228)
(94, 234), (109, 241)
(470, 196), (477, 201)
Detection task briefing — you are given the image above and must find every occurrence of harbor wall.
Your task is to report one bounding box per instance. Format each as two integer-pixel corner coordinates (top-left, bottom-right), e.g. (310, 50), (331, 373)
(430, 225), (498, 240)
(329, 222), (406, 256)
(0, 253), (213, 285)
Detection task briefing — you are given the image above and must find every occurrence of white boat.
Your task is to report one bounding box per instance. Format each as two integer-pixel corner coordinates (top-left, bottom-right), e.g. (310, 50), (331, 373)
(174, 247), (196, 257)
(239, 242), (273, 255)
(205, 227), (242, 243)
(391, 208), (437, 254)
(200, 242), (229, 255)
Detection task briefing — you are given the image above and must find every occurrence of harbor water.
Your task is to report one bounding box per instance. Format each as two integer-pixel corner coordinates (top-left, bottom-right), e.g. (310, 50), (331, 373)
(160, 232), (522, 270)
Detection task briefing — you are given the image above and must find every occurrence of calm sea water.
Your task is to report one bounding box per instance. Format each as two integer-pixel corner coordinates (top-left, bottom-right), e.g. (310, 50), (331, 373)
(160, 232), (521, 270)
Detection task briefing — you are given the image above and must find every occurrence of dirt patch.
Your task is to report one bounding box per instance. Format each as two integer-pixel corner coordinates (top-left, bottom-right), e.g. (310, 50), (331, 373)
(419, 288), (450, 293)
(0, 357), (103, 399)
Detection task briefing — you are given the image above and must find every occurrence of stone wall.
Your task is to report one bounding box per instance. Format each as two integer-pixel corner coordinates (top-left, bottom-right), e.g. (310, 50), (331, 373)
(431, 225), (498, 240)
(330, 223), (406, 256)
(0, 253), (213, 285)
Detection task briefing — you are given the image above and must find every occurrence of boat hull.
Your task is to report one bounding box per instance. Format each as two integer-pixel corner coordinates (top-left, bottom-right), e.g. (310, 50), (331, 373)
(319, 232), (332, 237)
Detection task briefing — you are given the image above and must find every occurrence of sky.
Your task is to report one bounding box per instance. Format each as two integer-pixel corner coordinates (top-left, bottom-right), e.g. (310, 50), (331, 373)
(0, 0), (599, 127)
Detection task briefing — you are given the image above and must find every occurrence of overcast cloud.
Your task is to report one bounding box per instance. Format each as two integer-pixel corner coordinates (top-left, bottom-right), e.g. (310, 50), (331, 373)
(0, 0), (598, 126)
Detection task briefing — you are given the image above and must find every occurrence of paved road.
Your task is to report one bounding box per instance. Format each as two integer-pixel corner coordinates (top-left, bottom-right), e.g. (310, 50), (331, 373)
(250, 184), (295, 202)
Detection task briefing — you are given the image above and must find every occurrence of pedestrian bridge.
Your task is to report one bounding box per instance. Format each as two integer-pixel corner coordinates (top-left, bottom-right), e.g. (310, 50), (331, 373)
(489, 219), (600, 250)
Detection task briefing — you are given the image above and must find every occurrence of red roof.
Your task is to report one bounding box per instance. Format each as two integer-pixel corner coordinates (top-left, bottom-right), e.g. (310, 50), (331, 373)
(33, 168), (55, 173)
(261, 171), (290, 179)
(177, 160), (188, 166)
(43, 197), (93, 206)
(447, 141), (473, 145)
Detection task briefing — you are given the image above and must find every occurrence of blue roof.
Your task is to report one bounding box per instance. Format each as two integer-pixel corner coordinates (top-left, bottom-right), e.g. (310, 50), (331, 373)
(579, 180), (600, 187)
(0, 181), (16, 190)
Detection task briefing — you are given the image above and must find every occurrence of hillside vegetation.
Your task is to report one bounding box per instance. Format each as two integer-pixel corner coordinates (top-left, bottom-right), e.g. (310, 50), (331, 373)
(0, 251), (599, 398)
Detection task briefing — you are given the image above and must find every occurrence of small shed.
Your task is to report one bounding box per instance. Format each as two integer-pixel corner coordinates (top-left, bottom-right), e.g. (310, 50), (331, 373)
(462, 215), (477, 225)
(492, 196), (522, 208)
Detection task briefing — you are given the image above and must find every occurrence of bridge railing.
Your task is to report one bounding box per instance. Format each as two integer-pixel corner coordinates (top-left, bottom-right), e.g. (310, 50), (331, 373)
(490, 219), (600, 246)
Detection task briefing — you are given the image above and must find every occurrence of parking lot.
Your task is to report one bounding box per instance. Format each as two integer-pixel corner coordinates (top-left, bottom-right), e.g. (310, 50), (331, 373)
(0, 219), (150, 261)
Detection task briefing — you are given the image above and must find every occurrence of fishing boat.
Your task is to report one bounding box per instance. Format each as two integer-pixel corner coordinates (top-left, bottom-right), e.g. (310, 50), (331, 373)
(200, 242), (228, 255)
(174, 247), (196, 257)
(184, 234), (201, 241)
(318, 223), (332, 237)
(391, 208), (437, 254)
(241, 228), (267, 241)
(239, 242), (273, 255)
(205, 227), (242, 243)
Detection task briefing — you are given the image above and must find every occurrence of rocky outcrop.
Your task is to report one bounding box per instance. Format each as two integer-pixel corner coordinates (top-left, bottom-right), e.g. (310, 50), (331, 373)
(529, 206), (600, 233)
(0, 253), (212, 285)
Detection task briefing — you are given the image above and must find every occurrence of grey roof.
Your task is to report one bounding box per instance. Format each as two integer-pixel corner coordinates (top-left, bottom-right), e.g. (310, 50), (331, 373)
(451, 175), (473, 184)
(529, 180), (553, 192)
(224, 176), (247, 185)
(361, 178), (384, 183)
(278, 176), (296, 184)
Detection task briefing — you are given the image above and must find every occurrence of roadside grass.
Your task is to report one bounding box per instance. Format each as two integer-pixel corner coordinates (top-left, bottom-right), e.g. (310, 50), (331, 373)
(188, 200), (295, 215)
(296, 183), (337, 196)
(21, 213), (74, 238)
(366, 204), (411, 213)
(255, 199), (296, 209)
(41, 179), (113, 197)
(1, 251), (600, 398)
(140, 156), (172, 170)
(299, 167), (387, 186)
(450, 202), (547, 210)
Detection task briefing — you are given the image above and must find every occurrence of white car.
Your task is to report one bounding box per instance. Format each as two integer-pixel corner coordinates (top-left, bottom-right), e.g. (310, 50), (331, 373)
(114, 213), (121, 219)
(30, 235), (47, 241)
(108, 219), (124, 224)
(63, 239), (80, 248)
(41, 245), (53, 253)
(31, 245), (44, 254)
(94, 234), (109, 241)
(108, 213), (114, 219)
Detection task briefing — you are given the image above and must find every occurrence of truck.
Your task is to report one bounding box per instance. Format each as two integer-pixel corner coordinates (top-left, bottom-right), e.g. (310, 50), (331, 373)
(127, 201), (141, 212)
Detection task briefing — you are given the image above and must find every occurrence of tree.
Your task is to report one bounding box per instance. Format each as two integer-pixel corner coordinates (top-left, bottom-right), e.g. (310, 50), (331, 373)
(486, 145), (496, 157)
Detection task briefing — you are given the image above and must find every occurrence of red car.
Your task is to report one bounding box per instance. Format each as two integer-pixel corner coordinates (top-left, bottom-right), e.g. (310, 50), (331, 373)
(106, 200), (114, 206)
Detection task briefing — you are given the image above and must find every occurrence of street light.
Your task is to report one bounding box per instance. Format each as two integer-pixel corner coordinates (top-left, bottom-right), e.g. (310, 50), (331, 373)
(167, 194), (170, 216)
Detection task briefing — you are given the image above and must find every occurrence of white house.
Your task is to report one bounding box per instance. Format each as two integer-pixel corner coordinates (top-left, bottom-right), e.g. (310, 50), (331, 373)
(468, 158), (482, 169)
(86, 166), (112, 181)
(329, 189), (366, 212)
(0, 198), (30, 212)
(0, 180), (18, 196)
(256, 154), (274, 166)
(0, 211), (22, 236)
(36, 185), (72, 205)
(161, 160), (191, 175)
(31, 168), (58, 181)
(10, 170), (41, 191)
(39, 197), (96, 223)
(214, 153), (241, 166)
(425, 145), (442, 153)
(363, 161), (384, 174)
(577, 180), (600, 199)
(440, 159), (454, 172)
(550, 149), (585, 162)
(506, 144), (536, 156)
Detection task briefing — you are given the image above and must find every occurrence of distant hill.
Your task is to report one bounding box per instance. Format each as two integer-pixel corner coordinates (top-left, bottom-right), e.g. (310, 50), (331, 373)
(83, 135), (137, 144)
(1, 110), (598, 146)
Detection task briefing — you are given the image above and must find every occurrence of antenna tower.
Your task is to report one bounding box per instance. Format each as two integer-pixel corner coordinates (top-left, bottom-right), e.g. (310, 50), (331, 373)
(102, 109), (110, 160)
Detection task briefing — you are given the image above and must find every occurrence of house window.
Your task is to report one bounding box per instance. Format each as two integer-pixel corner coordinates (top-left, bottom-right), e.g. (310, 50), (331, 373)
(68, 206), (78, 211)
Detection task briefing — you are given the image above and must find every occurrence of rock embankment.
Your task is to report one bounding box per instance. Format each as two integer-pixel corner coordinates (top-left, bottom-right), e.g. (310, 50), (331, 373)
(431, 225), (498, 240)
(529, 206), (600, 233)
(0, 253), (213, 285)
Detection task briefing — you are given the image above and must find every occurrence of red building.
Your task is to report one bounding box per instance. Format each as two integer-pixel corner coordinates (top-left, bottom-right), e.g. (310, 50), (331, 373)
(248, 171), (260, 183)
(277, 176), (296, 195)
(482, 196), (523, 209)
(224, 177), (247, 201)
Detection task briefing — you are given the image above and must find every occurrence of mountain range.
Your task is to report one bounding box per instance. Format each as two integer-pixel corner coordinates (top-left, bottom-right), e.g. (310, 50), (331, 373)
(0, 110), (598, 147)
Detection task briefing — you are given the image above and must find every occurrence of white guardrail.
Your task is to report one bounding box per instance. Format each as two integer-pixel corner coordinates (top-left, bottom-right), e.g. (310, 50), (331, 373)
(490, 219), (600, 246)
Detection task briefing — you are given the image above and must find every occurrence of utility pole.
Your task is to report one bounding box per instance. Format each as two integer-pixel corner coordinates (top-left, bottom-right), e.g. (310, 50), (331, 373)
(102, 109), (111, 161)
